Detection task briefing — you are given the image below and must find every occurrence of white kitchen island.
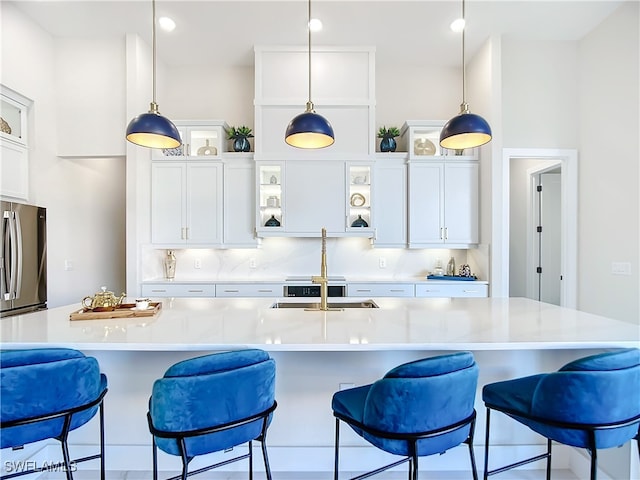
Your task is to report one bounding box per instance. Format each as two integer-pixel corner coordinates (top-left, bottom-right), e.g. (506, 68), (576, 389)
(1, 297), (638, 478)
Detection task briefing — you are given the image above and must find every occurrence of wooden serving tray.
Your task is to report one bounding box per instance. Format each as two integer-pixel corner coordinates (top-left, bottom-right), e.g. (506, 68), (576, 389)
(69, 302), (162, 321)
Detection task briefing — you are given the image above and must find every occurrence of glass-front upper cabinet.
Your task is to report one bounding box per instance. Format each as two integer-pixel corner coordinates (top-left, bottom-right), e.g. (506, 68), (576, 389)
(152, 120), (228, 160)
(346, 163), (373, 234)
(256, 163), (284, 233)
(0, 86), (29, 146)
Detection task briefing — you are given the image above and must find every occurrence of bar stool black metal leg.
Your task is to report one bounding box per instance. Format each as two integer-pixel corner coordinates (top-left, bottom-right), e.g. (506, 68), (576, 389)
(483, 407), (491, 480)
(334, 418), (341, 480)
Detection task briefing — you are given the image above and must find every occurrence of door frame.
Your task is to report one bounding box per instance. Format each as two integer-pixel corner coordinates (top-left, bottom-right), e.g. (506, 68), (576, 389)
(495, 148), (578, 308)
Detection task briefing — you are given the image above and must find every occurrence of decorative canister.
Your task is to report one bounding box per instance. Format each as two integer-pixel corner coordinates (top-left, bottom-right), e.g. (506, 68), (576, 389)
(164, 250), (176, 279)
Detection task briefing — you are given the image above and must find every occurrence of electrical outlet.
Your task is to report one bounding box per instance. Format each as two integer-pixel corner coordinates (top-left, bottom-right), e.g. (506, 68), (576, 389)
(249, 258), (257, 269)
(64, 260), (73, 271)
(379, 257), (387, 268)
(194, 258), (201, 269)
(339, 383), (355, 391)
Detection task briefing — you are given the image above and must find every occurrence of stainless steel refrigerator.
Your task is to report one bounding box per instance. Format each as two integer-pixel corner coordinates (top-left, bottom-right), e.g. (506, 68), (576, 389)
(1, 202), (47, 317)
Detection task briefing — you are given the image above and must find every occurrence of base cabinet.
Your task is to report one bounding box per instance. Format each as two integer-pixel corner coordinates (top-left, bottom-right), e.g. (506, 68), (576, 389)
(415, 283), (488, 298)
(347, 283), (415, 297)
(140, 283), (215, 298)
(216, 284), (283, 297)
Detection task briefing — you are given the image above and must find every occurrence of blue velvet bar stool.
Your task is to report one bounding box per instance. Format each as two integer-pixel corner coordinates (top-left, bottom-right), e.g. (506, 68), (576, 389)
(147, 348), (277, 480)
(482, 348), (640, 480)
(332, 351), (480, 480)
(0, 348), (108, 480)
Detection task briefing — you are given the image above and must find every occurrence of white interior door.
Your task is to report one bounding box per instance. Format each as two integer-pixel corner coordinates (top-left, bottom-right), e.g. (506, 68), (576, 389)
(537, 172), (562, 305)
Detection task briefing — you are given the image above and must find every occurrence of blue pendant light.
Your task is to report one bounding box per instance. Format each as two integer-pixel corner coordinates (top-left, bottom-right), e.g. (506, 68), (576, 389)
(285, 0), (334, 149)
(440, 0), (492, 150)
(126, 0), (181, 149)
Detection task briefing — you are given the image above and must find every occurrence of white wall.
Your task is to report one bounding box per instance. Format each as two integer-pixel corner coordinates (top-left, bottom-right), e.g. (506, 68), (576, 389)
(577, 0), (639, 324)
(498, 1), (639, 324)
(1, 3), (126, 308)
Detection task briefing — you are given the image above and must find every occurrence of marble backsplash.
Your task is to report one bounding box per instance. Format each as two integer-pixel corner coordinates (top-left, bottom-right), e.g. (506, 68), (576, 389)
(141, 237), (489, 282)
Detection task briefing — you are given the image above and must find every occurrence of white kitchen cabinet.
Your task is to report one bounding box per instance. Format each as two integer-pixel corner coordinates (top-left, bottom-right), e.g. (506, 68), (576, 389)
(151, 162), (223, 246)
(216, 283), (283, 297)
(408, 160), (479, 248)
(223, 155), (257, 247)
(152, 120), (228, 160)
(415, 282), (488, 298)
(1, 85), (31, 200)
(347, 283), (415, 297)
(285, 160), (345, 235)
(141, 283), (215, 298)
(373, 154), (407, 247)
(256, 159), (378, 238)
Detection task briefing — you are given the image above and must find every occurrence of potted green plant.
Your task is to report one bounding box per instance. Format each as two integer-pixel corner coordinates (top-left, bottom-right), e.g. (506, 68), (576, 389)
(228, 125), (254, 152)
(377, 126), (400, 152)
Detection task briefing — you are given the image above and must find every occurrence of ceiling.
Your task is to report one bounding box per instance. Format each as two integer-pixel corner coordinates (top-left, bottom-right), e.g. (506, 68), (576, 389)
(9, 0), (624, 69)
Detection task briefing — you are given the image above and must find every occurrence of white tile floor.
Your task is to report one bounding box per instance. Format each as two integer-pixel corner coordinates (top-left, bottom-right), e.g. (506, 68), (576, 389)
(38, 469), (580, 479)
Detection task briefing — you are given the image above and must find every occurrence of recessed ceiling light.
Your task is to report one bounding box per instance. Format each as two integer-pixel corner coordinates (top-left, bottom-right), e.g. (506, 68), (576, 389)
(309, 18), (323, 32)
(450, 18), (465, 33)
(158, 16), (176, 32)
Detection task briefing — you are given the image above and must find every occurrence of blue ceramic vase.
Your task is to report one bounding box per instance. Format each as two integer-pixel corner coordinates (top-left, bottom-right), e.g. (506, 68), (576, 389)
(380, 136), (397, 152)
(233, 137), (251, 152)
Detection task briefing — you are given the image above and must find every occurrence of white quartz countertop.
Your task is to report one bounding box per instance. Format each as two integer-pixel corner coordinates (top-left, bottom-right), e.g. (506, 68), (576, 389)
(1, 297), (637, 352)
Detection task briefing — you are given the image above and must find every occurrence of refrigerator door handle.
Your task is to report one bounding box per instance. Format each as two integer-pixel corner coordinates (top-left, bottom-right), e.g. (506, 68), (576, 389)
(13, 210), (23, 299)
(3, 210), (17, 301)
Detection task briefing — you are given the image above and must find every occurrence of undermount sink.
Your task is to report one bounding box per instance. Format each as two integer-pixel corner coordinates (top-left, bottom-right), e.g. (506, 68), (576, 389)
(270, 300), (379, 309)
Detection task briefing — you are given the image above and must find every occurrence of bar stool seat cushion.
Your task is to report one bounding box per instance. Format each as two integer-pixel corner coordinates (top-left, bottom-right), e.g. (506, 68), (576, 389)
(150, 349), (275, 458)
(332, 351), (478, 456)
(482, 348), (640, 450)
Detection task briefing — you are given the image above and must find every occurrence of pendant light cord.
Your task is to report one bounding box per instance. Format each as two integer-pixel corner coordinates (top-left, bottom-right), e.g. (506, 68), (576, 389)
(461, 0), (466, 104)
(461, 0), (468, 111)
(307, 0), (313, 108)
(151, 0), (158, 109)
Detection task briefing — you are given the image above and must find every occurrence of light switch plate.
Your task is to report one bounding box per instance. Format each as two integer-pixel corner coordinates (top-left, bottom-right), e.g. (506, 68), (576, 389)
(611, 262), (631, 275)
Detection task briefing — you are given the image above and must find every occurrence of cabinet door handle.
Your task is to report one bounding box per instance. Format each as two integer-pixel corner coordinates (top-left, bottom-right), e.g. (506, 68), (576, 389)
(440, 227), (444, 240)
(463, 290), (479, 293)
(444, 227), (448, 240)
(258, 289), (274, 293)
(223, 289), (239, 293)
(187, 289), (204, 293)
(151, 289), (167, 293)
(390, 289), (405, 292)
(355, 289), (371, 293)
(185, 227), (189, 240)
(181, 228), (186, 240)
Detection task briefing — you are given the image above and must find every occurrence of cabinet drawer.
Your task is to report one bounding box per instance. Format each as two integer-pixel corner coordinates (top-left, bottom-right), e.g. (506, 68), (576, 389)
(347, 283), (415, 297)
(216, 284), (283, 297)
(415, 283), (488, 298)
(141, 283), (215, 298)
